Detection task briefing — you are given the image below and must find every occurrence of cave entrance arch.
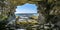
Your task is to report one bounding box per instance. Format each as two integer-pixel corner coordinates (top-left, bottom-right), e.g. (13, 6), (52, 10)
(14, 2), (45, 24)
(9, 0), (46, 24)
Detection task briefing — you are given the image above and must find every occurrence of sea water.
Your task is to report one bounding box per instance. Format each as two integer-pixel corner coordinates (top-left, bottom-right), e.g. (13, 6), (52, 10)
(15, 13), (39, 16)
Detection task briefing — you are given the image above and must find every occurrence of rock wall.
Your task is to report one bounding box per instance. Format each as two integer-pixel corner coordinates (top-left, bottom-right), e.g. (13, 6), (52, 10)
(0, 0), (60, 29)
(0, 0), (16, 29)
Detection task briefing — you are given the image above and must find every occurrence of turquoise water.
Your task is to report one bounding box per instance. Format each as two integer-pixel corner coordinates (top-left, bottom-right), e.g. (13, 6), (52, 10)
(15, 13), (39, 16)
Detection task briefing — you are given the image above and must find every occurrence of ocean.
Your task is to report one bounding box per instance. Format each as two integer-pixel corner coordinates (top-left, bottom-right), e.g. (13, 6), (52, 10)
(15, 13), (39, 16)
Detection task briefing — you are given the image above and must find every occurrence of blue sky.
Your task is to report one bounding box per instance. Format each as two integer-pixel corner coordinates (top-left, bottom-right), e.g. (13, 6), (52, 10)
(15, 3), (37, 13)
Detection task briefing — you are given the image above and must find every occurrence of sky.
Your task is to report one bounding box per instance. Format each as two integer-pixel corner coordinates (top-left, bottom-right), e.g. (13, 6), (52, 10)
(15, 3), (37, 14)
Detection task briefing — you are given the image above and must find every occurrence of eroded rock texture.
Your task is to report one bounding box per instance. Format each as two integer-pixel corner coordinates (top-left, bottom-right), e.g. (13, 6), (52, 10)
(0, 0), (60, 30)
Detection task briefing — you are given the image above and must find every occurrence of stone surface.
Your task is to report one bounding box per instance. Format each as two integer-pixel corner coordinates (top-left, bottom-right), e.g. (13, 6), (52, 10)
(0, 0), (60, 30)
